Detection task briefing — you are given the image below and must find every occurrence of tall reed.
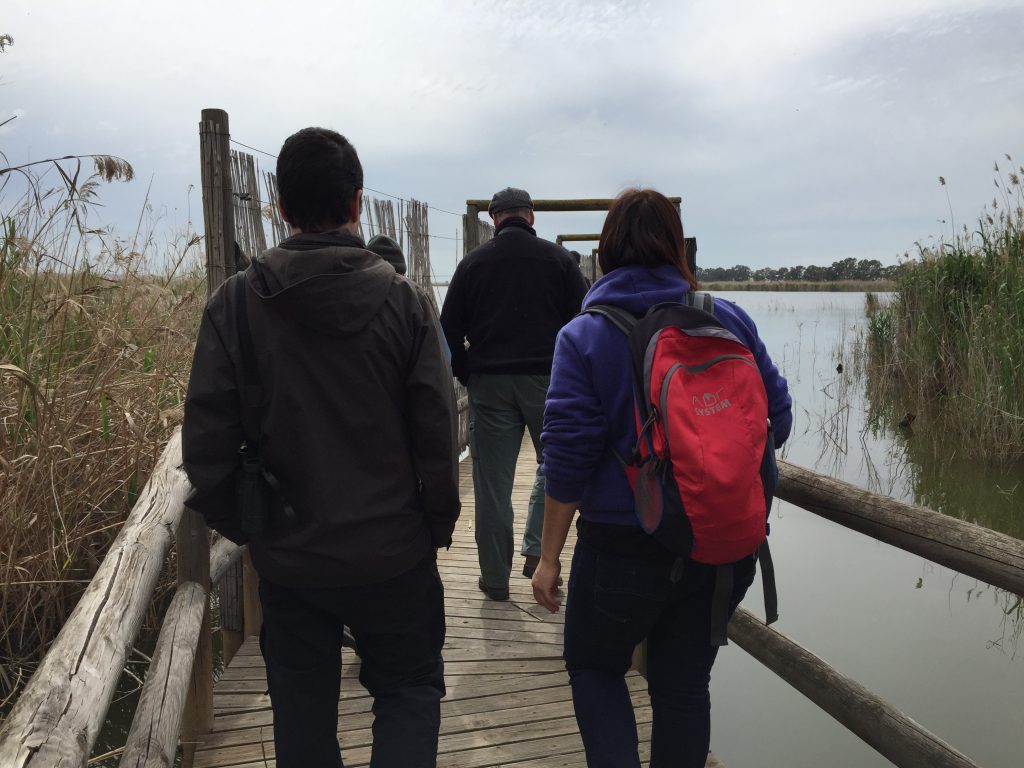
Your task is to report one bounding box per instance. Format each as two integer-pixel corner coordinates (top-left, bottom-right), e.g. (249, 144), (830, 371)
(864, 159), (1024, 463)
(0, 157), (205, 699)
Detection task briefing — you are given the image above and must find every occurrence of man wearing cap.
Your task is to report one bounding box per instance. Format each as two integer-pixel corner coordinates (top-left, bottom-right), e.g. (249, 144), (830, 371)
(441, 187), (588, 600)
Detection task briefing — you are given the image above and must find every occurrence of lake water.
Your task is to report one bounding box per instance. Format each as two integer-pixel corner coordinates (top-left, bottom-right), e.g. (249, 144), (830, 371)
(708, 292), (1023, 767)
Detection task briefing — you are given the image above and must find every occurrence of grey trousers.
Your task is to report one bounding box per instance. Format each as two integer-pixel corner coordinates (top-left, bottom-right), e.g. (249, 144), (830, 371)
(468, 373), (548, 590)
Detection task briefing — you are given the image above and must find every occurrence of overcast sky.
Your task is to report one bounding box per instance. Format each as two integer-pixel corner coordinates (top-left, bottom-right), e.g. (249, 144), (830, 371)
(3, 0), (1023, 279)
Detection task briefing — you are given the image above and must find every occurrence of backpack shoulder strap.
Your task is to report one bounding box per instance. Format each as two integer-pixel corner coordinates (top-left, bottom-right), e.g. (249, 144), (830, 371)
(232, 274), (263, 446)
(233, 274), (259, 383)
(582, 304), (638, 336)
(686, 290), (715, 315)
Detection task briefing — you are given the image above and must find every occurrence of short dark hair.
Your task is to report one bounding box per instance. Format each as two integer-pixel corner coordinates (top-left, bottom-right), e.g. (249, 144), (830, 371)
(276, 127), (363, 233)
(598, 188), (698, 287)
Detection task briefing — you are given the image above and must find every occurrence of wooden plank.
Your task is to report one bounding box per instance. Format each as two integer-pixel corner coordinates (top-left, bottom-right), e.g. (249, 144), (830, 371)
(196, 690), (652, 768)
(195, 439), (671, 768)
(202, 675), (617, 751)
(0, 433), (189, 768)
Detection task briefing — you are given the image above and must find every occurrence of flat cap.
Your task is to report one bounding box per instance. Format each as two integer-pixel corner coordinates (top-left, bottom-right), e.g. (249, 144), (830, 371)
(488, 187), (534, 215)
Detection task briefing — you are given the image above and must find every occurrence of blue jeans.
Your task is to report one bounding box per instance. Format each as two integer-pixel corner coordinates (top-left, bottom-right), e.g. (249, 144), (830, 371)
(259, 556), (446, 768)
(563, 539), (756, 768)
(468, 373), (548, 589)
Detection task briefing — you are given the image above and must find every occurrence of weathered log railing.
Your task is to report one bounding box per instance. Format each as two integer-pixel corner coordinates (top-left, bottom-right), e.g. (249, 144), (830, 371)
(3, 432), (1017, 768)
(725, 461), (1024, 768)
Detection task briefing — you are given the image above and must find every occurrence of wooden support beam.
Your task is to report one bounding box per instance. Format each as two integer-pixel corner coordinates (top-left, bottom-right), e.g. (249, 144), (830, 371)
(119, 581), (208, 768)
(777, 460), (1024, 596)
(729, 607), (981, 768)
(0, 434), (189, 768)
(555, 234), (601, 245)
(466, 197), (681, 212)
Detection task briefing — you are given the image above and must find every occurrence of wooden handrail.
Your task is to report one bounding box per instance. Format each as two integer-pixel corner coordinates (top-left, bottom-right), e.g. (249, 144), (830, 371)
(209, 536), (243, 585)
(728, 608), (981, 768)
(0, 431), (189, 768)
(119, 581), (208, 768)
(777, 460), (1024, 597)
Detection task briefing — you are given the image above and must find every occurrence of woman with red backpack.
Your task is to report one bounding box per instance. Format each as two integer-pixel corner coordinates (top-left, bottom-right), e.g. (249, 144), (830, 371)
(532, 188), (792, 767)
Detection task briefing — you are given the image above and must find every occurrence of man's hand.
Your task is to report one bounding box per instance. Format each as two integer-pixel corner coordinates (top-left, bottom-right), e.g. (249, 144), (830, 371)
(532, 557), (563, 613)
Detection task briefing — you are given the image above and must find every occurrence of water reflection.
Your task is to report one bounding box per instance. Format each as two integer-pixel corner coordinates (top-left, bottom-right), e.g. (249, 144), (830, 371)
(864, 398), (1024, 540)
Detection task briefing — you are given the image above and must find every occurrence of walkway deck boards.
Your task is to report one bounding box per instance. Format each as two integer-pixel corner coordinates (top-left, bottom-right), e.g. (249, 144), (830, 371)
(193, 445), (721, 767)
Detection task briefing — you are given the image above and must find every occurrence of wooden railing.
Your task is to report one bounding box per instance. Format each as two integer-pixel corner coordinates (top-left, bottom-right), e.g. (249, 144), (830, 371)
(728, 462), (1023, 768)
(3, 432), (1018, 767)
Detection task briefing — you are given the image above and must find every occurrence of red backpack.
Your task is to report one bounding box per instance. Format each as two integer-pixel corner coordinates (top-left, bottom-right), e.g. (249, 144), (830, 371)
(586, 292), (779, 645)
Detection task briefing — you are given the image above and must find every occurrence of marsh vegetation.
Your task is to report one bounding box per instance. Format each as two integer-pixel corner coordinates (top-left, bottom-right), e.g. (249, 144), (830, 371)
(0, 157), (205, 701)
(862, 159), (1024, 463)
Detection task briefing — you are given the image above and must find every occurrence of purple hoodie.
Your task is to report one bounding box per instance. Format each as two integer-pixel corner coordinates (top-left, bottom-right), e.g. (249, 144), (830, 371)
(541, 264), (793, 526)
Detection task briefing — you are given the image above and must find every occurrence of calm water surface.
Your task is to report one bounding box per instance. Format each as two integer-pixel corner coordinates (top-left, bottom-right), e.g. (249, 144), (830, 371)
(709, 292), (1023, 767)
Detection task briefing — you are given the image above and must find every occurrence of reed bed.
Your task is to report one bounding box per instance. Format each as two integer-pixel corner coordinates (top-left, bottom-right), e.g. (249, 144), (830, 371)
(863, 158), (1024, 463)
(0, 157), (205, 700)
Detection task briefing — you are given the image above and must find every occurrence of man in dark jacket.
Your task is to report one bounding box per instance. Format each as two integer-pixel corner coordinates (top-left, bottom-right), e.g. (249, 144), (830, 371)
(182, 127), (459, 768)
(440, 187), (587, 600)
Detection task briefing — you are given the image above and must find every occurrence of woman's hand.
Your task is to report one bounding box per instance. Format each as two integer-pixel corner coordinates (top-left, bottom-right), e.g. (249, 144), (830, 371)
(532, 557), (563, 613)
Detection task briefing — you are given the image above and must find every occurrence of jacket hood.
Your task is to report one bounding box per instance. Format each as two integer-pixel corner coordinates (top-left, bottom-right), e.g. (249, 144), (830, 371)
(583, 264), (691, 315)
(246, 232), (396, 336)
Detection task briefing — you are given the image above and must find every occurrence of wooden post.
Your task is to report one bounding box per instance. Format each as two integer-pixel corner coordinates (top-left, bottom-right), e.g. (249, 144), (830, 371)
(179, 107), (234, 767)
(463, 204), (480, 255)
(242, 549), (263, 638)
(684, 237), (697, 277)
(200, 109), (234, 297)
(219, 558), (244, 665)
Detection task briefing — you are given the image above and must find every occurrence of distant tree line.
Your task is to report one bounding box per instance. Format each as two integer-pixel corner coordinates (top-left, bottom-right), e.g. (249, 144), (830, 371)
(697, 257), (898, 282)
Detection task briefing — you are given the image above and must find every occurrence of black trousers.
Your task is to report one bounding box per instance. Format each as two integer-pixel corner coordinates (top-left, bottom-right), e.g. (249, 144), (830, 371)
(563, 541), (755, 768)
(258, 555), (446, 768)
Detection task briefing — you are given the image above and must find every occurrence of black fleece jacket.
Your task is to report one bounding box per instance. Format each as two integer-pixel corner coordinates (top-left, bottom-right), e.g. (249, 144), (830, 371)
(440, 219), (589, 384)
(182, 231), (460, 587)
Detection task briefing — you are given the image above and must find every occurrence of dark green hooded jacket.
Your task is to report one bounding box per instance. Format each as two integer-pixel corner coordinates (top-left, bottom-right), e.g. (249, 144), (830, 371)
(182, 231), (460, 587)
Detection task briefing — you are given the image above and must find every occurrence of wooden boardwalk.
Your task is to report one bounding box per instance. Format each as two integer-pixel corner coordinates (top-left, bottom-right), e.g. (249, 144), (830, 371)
(193, 444), (719, 767)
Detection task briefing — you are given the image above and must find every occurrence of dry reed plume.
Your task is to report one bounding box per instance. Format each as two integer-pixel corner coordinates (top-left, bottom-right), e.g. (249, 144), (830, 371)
(0, 156), (205, 702)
